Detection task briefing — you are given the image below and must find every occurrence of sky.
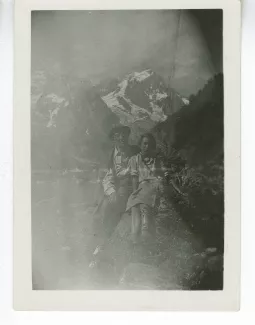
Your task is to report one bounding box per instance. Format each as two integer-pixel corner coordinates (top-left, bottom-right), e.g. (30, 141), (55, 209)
(31, 10), (223, 96)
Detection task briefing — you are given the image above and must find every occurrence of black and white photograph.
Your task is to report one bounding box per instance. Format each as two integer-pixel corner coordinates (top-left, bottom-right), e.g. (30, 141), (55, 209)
(30, 9), (225, 291)
(13, 0), (241, 311)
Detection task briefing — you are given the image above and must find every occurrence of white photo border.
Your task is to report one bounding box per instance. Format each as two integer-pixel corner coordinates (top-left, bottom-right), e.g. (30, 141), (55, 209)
(13, 0), (241, 311)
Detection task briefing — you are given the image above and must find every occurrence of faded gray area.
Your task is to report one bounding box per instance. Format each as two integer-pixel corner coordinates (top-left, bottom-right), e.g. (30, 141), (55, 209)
(31, 175), (205, 290)
(31, 10), (216, 96)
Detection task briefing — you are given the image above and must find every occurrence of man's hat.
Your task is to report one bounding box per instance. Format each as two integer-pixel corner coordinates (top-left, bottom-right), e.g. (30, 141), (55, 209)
(108, 124), (131, 140)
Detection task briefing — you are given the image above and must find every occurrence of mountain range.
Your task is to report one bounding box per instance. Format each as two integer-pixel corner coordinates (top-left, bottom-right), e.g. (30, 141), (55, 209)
(99, 69), (189, 124)
(31, 68), (190, 169)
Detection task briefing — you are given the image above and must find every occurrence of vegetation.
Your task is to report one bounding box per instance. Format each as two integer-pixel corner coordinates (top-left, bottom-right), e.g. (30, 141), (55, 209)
(152, 74), (224, 289)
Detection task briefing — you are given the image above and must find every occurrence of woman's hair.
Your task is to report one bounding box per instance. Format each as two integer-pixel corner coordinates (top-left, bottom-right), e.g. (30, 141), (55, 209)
(139, 133), (157, 151)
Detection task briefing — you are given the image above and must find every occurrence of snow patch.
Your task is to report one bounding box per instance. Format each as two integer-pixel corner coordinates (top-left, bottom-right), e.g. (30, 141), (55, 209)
(182, 97), (190, 105)
(176, 93), (189, 105)
(150, 102), (167, 122)
(156, 92), (168, 100)
(117, 79), (128, 96)
(130, 69), (153, 82)
(44, 93), (69, 127)
(46, 93), (66, 104)
(145, 89), (167, 101)
(47, 106), (61, 128)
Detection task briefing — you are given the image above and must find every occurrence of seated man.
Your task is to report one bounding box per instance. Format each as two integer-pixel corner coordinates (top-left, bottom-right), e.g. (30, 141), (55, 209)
(89, 124), (139, 268)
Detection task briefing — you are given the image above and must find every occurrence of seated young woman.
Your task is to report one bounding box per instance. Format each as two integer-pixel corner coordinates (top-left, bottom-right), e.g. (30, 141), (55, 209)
(126, 133), (169, 244)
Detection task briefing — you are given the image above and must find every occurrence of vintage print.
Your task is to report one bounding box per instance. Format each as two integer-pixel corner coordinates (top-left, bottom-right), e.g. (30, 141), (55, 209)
(31, 9), (225, 291)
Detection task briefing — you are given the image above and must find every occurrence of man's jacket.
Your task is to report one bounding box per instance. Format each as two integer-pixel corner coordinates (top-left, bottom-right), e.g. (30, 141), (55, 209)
(102, 144), (140, 196)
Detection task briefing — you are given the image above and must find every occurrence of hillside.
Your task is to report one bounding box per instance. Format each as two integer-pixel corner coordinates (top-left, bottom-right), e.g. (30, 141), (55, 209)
(154, 73), (224, 252)
(154, 73), (223, 164)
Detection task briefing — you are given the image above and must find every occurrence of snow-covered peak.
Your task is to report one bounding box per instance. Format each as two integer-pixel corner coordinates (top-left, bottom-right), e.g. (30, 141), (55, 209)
(101, 69), (189, 127)
(101, 70), (168, 124)
(45, 93), (69, 128)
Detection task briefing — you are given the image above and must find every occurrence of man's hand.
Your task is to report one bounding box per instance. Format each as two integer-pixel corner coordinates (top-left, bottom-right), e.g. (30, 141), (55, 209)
(108, 191), (117, 203)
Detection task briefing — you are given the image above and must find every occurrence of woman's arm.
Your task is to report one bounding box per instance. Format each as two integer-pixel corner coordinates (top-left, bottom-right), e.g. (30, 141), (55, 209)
(129, 155), (139, 191)
(132, 175), (139, 192)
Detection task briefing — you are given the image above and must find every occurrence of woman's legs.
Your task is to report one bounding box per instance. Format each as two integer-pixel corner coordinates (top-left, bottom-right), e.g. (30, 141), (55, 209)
(89, 192), (128, 268)
(131, 205), (141, 244)
(140, 204), (155, 242)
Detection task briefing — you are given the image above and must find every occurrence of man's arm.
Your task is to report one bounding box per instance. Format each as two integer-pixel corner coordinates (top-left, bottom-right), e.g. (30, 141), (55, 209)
(115, 164), (130, 178)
